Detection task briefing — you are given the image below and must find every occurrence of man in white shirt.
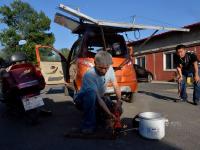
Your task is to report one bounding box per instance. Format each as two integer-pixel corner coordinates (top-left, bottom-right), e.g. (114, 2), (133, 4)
(74, 51), (121, 134)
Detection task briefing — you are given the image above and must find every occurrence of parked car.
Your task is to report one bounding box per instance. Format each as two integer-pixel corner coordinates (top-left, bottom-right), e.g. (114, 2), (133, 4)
(133, 64), (153, 82)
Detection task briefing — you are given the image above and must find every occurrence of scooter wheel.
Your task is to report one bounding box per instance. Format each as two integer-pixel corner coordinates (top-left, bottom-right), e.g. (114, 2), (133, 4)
(25, 109), (39, 125)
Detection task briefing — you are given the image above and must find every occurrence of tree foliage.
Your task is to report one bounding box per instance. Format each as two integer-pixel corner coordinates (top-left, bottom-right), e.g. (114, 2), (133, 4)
(60, 48), (70, 59)
(0, 0), (55, 62)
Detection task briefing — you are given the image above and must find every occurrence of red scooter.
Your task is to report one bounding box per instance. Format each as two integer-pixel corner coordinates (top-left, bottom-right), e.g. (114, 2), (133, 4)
(1, 52), (46, 124)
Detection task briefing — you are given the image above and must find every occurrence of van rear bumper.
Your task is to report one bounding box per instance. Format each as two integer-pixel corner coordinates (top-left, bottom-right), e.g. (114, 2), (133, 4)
(105, 86), (131, 94)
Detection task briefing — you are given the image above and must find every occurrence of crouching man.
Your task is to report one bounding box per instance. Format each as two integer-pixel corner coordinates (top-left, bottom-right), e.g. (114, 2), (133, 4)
(74, 51), (121, 134)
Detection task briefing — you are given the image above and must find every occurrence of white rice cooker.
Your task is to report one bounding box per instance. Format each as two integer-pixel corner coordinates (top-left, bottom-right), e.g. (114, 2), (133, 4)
(138, 112), (168, 140)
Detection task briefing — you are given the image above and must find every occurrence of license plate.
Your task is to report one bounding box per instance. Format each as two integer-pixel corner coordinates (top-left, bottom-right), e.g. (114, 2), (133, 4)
(22, 95), (44, 111)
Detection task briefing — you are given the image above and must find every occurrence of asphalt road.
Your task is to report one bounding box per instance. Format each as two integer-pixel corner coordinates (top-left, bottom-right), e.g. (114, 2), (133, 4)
(0, 82), (199, 150)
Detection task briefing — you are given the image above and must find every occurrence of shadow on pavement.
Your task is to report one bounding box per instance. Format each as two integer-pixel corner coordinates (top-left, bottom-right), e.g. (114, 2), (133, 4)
(0, 98), (181, 150)
(138, 90), (178, 101)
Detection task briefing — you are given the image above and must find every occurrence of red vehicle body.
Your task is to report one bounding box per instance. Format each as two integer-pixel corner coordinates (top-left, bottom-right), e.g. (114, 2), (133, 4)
(1, 61), (46, 122)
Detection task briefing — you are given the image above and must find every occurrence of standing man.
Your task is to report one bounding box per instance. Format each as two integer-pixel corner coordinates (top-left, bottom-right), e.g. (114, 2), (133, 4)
(175, 44), (200, 105)
(74, 51), (121, 134)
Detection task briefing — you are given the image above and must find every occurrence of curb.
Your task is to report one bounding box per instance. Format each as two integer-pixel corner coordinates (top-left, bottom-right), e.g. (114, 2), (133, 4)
(151, 81), (177, 84)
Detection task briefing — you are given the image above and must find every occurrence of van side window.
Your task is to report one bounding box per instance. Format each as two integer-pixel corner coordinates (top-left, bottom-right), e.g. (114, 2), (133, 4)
(39, 48), (61, 62)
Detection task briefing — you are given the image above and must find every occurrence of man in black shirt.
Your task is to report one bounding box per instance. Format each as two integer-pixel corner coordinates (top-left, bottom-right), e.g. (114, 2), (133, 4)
(174, 44), (200, 105)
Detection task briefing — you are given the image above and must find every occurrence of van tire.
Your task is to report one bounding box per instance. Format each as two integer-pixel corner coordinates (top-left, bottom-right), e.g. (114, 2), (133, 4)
(123, 92), (136, 103)
(128, 92), (136, 103)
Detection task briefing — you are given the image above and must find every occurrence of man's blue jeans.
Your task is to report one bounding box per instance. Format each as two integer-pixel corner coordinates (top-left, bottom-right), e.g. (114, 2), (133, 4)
(193, 81), (200, 104)
(74, 89), (97, 131)
(180, 72), (200, 103)
(74, 89), (114, 130)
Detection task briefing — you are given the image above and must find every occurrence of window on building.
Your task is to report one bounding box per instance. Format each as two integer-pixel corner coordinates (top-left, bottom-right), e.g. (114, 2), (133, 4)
(164, 52), (176, 70)
(136, 56), (146, 68)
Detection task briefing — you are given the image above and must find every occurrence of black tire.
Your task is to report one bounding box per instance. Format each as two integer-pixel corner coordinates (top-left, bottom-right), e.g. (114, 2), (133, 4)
(5, 93), (24, 114)
(25, 109), (39, 125)
(129, 92), (136, 103)
(147, 74), (153, 82)
(123, 92), (136, 103)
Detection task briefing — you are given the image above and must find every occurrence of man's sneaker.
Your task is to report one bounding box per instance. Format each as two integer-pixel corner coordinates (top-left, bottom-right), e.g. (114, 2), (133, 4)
(179, 98), (187, 102)
(175, 98), (187, 102)
(193, 100), (200, 105)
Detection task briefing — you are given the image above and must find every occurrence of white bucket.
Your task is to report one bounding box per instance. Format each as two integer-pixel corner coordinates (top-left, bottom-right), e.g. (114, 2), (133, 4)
(138, 112), (167, 140)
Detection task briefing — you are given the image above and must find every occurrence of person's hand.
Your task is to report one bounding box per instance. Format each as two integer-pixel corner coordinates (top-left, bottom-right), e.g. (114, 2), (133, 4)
(106, 47), (112, 51)
(194, 75), (200, 83)
(109, 112), (116, 120)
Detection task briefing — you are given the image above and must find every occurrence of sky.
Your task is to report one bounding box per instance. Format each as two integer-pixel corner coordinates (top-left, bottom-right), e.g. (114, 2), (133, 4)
(0, 0), (200, 50)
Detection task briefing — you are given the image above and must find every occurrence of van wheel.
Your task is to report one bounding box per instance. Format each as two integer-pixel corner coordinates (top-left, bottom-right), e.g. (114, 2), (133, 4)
(123, 92), (136, 103)
(129, 92), (136, 103)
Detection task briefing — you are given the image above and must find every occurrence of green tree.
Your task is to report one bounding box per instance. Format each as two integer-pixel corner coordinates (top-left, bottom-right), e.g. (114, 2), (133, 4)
(60, 48), (70, 59)
(0, 0), (55, 62)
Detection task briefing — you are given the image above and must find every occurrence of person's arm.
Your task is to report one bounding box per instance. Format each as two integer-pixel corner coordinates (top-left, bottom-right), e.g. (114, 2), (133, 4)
(176, 64), (183, 83)
(108, 66), (121, 106)
(82, 71), (116, 119)
(112, 80), (121, 105)
(193, 61), (200, 83)
(96, 91), (116, 119)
